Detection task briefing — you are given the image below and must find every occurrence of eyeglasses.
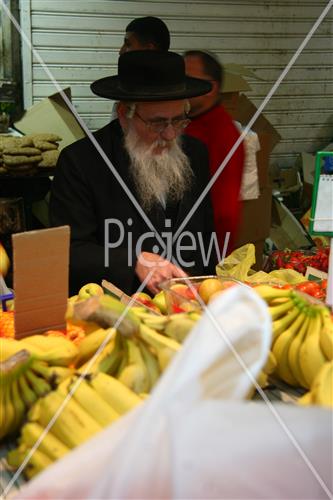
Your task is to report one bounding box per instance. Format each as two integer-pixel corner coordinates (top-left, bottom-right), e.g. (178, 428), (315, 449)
(134, 111), (191, 133)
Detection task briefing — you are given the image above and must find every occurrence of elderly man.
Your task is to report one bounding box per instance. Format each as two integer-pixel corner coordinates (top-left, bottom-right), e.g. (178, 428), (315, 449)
(50, 51), (217, 295)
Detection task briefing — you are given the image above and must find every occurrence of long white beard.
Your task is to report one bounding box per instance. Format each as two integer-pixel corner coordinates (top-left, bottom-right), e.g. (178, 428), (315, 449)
(124, 125), (193, 211)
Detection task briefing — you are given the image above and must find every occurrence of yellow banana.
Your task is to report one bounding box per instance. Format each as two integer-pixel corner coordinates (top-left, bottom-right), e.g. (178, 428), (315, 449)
(297, 391), (313, 406)
(268, 298), (296, 321)
(311, 360), (333, 408)
(262, 351), (277, 375)
(319, 309), (333, 361)
(0, 338), (32, 361)
(0, 377), (14, 439)
(272, 311), (306, 386)
(138, 340), (160, 390)
(75, 327), (116, 367)
(70, 378), (119, 426)
(272, 307), (302, 343)
(22, 336), (79, 367)
(288, 314), (311, 388)
(253, 285), (292, 303)
(23, 447), (53, 480)
(20, 421), (70, 461)
(299, 312), (327, 389)
(90, 372), (142, 415)
(6, 443), (27, 469)
(37, 390), (102, 448)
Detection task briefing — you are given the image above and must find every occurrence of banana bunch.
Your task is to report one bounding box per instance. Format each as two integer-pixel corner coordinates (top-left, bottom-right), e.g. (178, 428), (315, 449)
(254, 285), (333, 389)
(298, 360), (333, 408)
(0, 349), (73, 441)
(0, 335), (79, 366)
(7, 372), (142, 479)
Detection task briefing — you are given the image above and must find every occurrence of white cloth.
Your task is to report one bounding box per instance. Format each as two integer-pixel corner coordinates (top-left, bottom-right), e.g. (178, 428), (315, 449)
(235, 121), (261, 200)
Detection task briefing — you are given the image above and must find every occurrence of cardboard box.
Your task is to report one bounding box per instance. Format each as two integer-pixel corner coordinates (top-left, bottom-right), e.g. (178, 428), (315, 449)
(223, 94), (281, 189)
(270, 165), (302, 194)
(269, 197), (313, 250)
(236, 185), (272, 247)
(13, 226), (69, 338)
(14, 88), (86, 150)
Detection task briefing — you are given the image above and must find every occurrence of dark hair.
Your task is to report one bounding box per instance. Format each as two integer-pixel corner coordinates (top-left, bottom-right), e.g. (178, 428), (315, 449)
(184, 50), (224, 86)
(126, 16), (170, 51)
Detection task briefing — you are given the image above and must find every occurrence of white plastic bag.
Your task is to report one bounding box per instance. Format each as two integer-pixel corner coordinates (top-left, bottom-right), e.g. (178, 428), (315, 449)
(14, 286), (332, 499)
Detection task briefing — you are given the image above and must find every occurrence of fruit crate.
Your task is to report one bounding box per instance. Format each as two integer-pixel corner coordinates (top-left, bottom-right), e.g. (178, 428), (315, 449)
(159, 275), (245, 314)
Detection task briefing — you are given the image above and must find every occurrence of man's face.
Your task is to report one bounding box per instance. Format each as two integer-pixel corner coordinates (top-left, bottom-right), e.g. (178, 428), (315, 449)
(119, 32), (155, 55)
(119, 100), (193, 211)
(120, 100), (188, 155)
(184, 55), (212, 116)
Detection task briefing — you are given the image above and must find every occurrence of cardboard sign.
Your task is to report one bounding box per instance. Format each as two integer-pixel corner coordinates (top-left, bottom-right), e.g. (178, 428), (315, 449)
(13, 226), (70, 338)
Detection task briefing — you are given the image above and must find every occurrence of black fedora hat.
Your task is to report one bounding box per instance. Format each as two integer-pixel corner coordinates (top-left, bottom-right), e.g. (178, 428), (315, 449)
(91, 50), (212, 101)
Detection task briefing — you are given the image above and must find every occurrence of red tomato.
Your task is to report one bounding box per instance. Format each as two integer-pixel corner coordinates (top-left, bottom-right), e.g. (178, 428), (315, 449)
(295, 281), (321, 296)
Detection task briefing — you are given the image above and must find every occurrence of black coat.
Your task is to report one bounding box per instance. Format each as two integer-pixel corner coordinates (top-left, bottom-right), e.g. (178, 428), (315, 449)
(50, 120), (216, 295)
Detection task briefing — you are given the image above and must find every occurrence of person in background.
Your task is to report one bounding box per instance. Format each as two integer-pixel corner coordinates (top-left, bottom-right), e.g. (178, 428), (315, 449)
(50, 51), (216, 296)
(119, 16), (170, 54)
(110, 17), (171, 121)
(184, 50), (245, 254)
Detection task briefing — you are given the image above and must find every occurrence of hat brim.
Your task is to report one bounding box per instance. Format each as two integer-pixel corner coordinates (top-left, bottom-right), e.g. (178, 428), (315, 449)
(90, 75), (212, 101)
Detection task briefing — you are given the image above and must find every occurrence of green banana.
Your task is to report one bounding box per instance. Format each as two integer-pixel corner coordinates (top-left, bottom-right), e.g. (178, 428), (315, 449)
(10, 377), (26, 434)
(25, 369), (52, 397)
(118, 339), (149, 394)
(89, 372), (142, 415)
(138, 340), (160, 390)
(31, 360), (73, 386)
(164, 316), (196, 343)
(138, 324), (181, 372)
(18, 374), (38, 408)
(97, 331), (123, 375)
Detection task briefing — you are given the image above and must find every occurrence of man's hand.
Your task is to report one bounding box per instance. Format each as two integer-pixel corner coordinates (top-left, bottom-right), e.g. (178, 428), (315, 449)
(135, 251), (187, 294)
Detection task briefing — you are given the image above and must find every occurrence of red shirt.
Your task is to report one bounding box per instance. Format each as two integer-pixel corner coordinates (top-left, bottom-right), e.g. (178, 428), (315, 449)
(185, 104), (245, 254)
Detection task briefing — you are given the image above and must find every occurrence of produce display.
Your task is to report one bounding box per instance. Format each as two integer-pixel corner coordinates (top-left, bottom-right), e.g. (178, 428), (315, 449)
(253, 285), (333, 399)
(1, 278), (332, 484)
(266, 247), (330, 275)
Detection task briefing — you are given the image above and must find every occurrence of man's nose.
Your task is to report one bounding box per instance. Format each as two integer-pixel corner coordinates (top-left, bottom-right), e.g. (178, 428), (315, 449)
(160, 123), (177, 141)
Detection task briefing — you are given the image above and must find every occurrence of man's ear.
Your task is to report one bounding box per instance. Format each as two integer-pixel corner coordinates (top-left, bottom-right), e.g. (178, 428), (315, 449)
(117, 102), (128, 130)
